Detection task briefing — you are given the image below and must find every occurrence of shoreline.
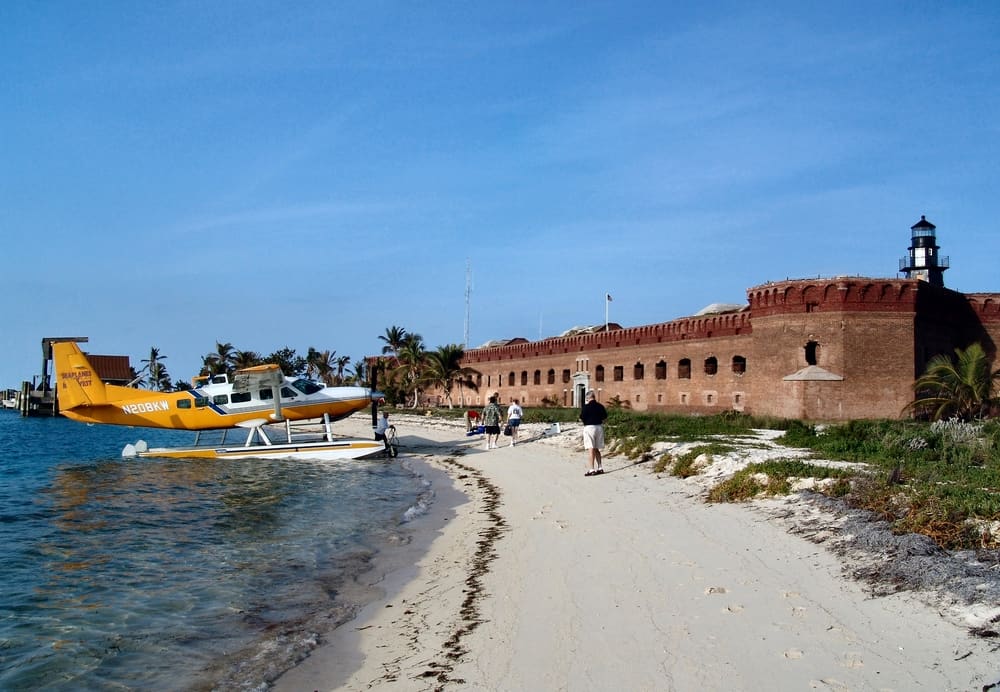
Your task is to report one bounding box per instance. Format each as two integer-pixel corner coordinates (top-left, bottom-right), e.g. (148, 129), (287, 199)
(275, 412), (1000, 691)
(273, 418), (505, 690)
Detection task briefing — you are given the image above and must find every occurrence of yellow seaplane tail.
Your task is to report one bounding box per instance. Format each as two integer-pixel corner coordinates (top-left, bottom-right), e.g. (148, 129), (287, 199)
(51, 340), (164, 426)
(51, 340), (110, 411)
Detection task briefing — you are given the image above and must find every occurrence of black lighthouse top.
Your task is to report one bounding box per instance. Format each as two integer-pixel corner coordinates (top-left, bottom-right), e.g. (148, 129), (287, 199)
(899, 215), (948, 287)
(911, 215), (936, 235)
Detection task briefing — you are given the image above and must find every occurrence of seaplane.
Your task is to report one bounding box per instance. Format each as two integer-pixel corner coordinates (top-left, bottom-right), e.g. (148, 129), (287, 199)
(51, 339), (388, 461)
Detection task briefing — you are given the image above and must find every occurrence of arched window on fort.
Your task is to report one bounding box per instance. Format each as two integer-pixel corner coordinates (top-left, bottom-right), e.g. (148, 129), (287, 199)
(613, 366), (624, 381)
(508, 372), (515, 386)
(805, 341), (820, 366)
(732, 355), (746, 375)
(634, 362), (644, 380)
(655, 360), (667, 380)
(678, 359), (691, 379)
(704, 357), (718, 376)
(547, 369), (555, 384)
(534, 370), (541, 385)
(595, 365), (605, 382)
(562, 369), (571, 383)
(521, 371), (528, 386)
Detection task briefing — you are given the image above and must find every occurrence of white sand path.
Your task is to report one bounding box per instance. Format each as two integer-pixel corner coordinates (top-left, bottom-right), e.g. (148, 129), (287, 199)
(274, 414), (999, 692)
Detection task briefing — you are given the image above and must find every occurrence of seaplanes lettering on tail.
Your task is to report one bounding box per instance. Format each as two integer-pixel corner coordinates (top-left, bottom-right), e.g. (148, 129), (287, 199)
(61, 370), (93, 387)
(122, 401), (170, 415)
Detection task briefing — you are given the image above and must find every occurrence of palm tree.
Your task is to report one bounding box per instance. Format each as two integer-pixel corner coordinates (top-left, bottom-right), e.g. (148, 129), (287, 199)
(394, 334), (427, 408)
(307, 349), (337, 385)
(335, 355), (351, 385)
(140, 347), (167, 391)
(149, 360), (172, 392)
(202, 342), (235, 376)
(379, 325), (409, 357)
(907, 342), (1000, 421)
(424, 344), (479, 408)
(232, 350), (262, 370)
(348, 358), (367, 386)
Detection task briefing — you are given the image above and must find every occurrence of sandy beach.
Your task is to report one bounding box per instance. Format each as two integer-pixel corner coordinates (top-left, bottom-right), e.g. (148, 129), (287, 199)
(274, 413), (1000, 691)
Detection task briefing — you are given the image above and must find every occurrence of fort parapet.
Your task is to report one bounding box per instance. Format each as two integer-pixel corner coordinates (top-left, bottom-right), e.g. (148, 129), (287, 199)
(438, 276), (1000, 422)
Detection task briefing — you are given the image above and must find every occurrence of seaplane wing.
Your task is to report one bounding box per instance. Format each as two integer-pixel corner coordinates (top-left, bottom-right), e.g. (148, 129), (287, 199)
(230, 364), (284, 393)
(51, 340), (381, 432)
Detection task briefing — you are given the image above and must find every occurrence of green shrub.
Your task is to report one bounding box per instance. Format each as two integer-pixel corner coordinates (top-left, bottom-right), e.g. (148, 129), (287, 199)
(707, 459), (853, 503)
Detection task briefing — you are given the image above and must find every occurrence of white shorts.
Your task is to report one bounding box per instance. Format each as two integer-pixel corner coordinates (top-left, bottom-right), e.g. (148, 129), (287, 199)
(582, 424), (604, 450)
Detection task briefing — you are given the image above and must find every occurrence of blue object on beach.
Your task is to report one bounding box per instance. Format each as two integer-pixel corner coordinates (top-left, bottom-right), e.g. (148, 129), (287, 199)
(466, 425), (486, 436)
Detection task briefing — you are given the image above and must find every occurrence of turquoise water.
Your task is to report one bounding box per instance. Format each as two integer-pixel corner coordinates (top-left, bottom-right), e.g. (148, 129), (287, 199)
(0, 411), (429, 690)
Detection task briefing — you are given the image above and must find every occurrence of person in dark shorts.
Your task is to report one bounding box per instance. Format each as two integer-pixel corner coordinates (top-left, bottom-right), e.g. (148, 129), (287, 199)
(481, 395), (503, 450)
(374, 411), (395, 451)
(506, 398), (523, 446)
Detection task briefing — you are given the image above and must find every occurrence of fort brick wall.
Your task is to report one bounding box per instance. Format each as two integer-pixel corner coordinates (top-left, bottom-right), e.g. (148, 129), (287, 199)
(422, 277), (1000, 422)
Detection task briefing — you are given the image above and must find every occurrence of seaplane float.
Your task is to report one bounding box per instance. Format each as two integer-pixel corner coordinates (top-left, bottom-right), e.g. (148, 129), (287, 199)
(51, 339), (389, 461)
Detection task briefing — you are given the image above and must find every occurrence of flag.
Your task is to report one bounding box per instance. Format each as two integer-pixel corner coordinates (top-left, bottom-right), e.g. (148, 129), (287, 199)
(606, 293), (613, 302)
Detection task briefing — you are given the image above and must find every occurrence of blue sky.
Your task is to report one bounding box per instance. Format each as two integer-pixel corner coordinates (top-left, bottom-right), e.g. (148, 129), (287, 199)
(2, 2), (998, 388)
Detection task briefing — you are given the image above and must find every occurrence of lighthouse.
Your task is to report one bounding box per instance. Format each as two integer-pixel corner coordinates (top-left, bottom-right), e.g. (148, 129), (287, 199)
(899, 215), (949, 287)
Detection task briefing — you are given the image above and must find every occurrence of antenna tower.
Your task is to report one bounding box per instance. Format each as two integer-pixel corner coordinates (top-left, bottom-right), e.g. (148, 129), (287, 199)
(464, 259), (472, 347)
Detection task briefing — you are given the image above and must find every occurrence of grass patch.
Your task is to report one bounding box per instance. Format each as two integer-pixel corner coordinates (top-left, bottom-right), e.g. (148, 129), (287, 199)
(669, 443), (737, 478)
(605, 409), (774, 459)
(707, 459), (854, 502)
(774, 418), (1000, 549)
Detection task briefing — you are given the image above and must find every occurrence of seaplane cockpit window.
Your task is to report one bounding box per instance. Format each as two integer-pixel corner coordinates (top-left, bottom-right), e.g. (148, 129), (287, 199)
(213, 394), (229, 405)
(212, 375), (228, 385)
(194, 396), (209, 408)
(280, 387), (297, 399)
(291, 379), (324, 395)
(259, 388), (273, 400)
(231, 392), (251, 404)
(177, 399), (192, 409)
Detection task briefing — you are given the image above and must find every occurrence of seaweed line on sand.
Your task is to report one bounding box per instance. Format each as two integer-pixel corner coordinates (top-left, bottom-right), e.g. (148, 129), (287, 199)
(413, 455), (506, 690)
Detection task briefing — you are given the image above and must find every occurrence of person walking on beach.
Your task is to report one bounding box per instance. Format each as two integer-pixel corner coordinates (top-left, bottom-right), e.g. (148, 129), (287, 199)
(580, 389), (608, 476)
(481, 395), (503, 450)
(506, 398), (523, 446)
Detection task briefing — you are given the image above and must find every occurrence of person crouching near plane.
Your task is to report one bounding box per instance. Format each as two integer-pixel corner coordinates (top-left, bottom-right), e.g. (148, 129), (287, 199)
(374, 411), (395, 451)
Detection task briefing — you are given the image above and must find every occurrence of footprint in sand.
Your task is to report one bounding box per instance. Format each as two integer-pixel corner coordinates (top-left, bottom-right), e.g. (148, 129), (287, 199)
(705, 586), (728, 595)
(841, 652), (864, 668)
(791, 606), (808, 618)
(783, 648), (804, 659)
(809, 678), (850, 691)
(724, 604), (744, 614)
(532, 504), (552, 520)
